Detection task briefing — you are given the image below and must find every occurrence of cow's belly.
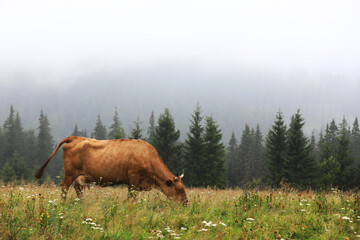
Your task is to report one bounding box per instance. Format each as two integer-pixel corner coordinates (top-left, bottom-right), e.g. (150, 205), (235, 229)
(80, 150), (131, 184)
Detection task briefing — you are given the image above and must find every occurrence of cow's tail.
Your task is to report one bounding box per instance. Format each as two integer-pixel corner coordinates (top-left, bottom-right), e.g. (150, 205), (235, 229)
(35, 136), (72, 179)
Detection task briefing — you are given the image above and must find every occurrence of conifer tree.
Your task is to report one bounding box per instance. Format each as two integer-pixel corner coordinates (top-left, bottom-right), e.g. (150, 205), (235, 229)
(92, 115), (107, 140)
(153, 108), (182, 174)
(72, 124), (81, 136)
(328, 119), (338, 155)
(36, 110), (57, 178)
(351, 117), (360, 164)
(319, 156), (340, 187)
(109, 108), (125, 139)
(203, 115), (226, 188)
(285, 110), (315, 188)
(147, 111), (155, 144)
(253, 124), (266, 182)
(265, 111), (288, 187)
(2, 106), (24, 164)
(226, 132), (238, 187)
(23, 129), (37, 169)
(184, 104), (206, 187)
(320, 125), (333, 162)
(130, 117), (143, 139)
(336, 117), (353, 188)
(237, 124), (254, 186)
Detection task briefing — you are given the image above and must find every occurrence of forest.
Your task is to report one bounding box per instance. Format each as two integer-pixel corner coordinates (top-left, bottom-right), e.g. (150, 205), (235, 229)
(0, 104), (359, 190)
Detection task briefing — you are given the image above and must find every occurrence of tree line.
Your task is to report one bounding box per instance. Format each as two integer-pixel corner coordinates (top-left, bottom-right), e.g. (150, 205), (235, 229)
(0, 104), (359, 190)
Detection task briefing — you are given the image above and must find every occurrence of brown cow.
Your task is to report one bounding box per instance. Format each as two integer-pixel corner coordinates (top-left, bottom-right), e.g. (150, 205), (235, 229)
(35, 136), (188, 204)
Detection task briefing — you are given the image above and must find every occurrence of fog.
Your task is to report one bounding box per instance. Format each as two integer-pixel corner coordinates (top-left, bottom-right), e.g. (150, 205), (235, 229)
(1, 0), (360, 141)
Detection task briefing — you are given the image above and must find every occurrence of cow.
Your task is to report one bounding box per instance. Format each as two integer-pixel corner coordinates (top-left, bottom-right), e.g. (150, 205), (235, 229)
(35, 136), (188, 204)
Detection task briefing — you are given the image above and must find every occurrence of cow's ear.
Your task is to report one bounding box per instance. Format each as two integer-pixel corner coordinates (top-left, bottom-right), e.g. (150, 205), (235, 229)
(166, 179), (173, 187)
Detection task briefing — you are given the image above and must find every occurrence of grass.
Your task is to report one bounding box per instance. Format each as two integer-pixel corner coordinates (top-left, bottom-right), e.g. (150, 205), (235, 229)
(1, 181), (360, 239)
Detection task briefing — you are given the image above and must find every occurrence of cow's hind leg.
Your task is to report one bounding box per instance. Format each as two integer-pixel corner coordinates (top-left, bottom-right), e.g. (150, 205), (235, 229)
(128, 184), (139, 199)
(60, 176), (74, 200)
(74, 175), (89, 198)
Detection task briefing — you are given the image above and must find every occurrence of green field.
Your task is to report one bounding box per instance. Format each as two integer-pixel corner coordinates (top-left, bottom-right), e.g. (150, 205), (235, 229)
(1, 182), (360, 239)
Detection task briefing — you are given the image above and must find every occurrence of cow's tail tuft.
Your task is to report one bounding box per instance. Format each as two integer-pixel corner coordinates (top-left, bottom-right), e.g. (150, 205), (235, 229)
(35, 136), (73, 179)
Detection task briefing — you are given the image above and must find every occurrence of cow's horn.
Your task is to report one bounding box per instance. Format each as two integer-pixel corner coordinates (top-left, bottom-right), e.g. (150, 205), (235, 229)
(179, 173), (184, 179)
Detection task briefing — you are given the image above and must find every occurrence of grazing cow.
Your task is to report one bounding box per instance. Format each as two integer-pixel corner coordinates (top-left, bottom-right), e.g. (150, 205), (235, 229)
(35, 136), (188, 204)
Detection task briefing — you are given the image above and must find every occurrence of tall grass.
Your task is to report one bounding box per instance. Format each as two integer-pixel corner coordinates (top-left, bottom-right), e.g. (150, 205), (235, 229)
(1, 181), (360, 239)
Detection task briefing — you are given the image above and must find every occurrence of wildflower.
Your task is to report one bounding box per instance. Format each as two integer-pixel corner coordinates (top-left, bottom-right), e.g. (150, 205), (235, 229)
(219, 222), (226, 226)
(164, 226), (174, 233)
(301, 209), (306, 212)
(181, 227), (188, 231)
(342, 216), (350, 221)
(202, 221), (216, 227)
(246, 218), (255, 221)
(199, 229), (208, 232)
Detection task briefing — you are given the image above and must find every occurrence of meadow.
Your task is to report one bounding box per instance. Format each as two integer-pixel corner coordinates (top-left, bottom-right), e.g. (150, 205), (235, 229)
(1, 182), (360, 240)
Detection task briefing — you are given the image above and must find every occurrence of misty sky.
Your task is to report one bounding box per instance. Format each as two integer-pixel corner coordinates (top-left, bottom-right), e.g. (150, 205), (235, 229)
(1, 0), (360, 80)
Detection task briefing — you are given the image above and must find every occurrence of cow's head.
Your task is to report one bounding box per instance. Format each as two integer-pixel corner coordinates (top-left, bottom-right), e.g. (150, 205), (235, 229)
(164, 173), (188, 204)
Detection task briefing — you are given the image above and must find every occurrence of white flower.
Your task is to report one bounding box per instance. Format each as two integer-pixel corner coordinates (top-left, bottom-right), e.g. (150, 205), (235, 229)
(202, 221), (216, 227)
(301, 209), (306, 212)
(86, 218), (93, 222)
(246, 218), (255, 221)
(181, 227), (187, 231)
(74, 198), (81, 201)
(199, 229), (208, 232)
(19, 187), (24, 191)
(219, 222), (226, 226)
(342, 216), (350, 221)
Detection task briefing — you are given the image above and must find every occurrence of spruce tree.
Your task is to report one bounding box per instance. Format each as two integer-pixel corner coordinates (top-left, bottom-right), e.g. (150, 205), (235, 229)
(23, 129), (37, 169)
(153, 108), (182, 174)
(351, 117), (360, 164)
(226, 132), (238, 187)
(92, 115), (108, 140)
(184, 104), (206, 187)
(130, 117), (143, 139)
(2, 106), (24, 165)
(265, 111), (288, 187)
(336, 117), (353, 188)
(285, 110), (315, 188)
(319, 156), (340, 188)
(72, 124), (81, 136)
(147, 111), (155, 144)
(203, 115), (226, 188)
(320, 125), (333, 162)
(328, 119), (338, 156)
(253, 124), (266, 182)
(319, 124), (339, 188)
(36, 110), (57, 178)
(237, 124), (253, 186)
(109, 108), (125, 139)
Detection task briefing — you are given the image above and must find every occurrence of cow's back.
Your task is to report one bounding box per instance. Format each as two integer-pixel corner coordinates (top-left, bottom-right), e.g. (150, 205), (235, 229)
(63, 138), (159, 184)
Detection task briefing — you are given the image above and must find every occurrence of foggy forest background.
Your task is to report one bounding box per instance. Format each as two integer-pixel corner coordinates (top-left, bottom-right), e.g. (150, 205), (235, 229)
(0, 68), (359, 190)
